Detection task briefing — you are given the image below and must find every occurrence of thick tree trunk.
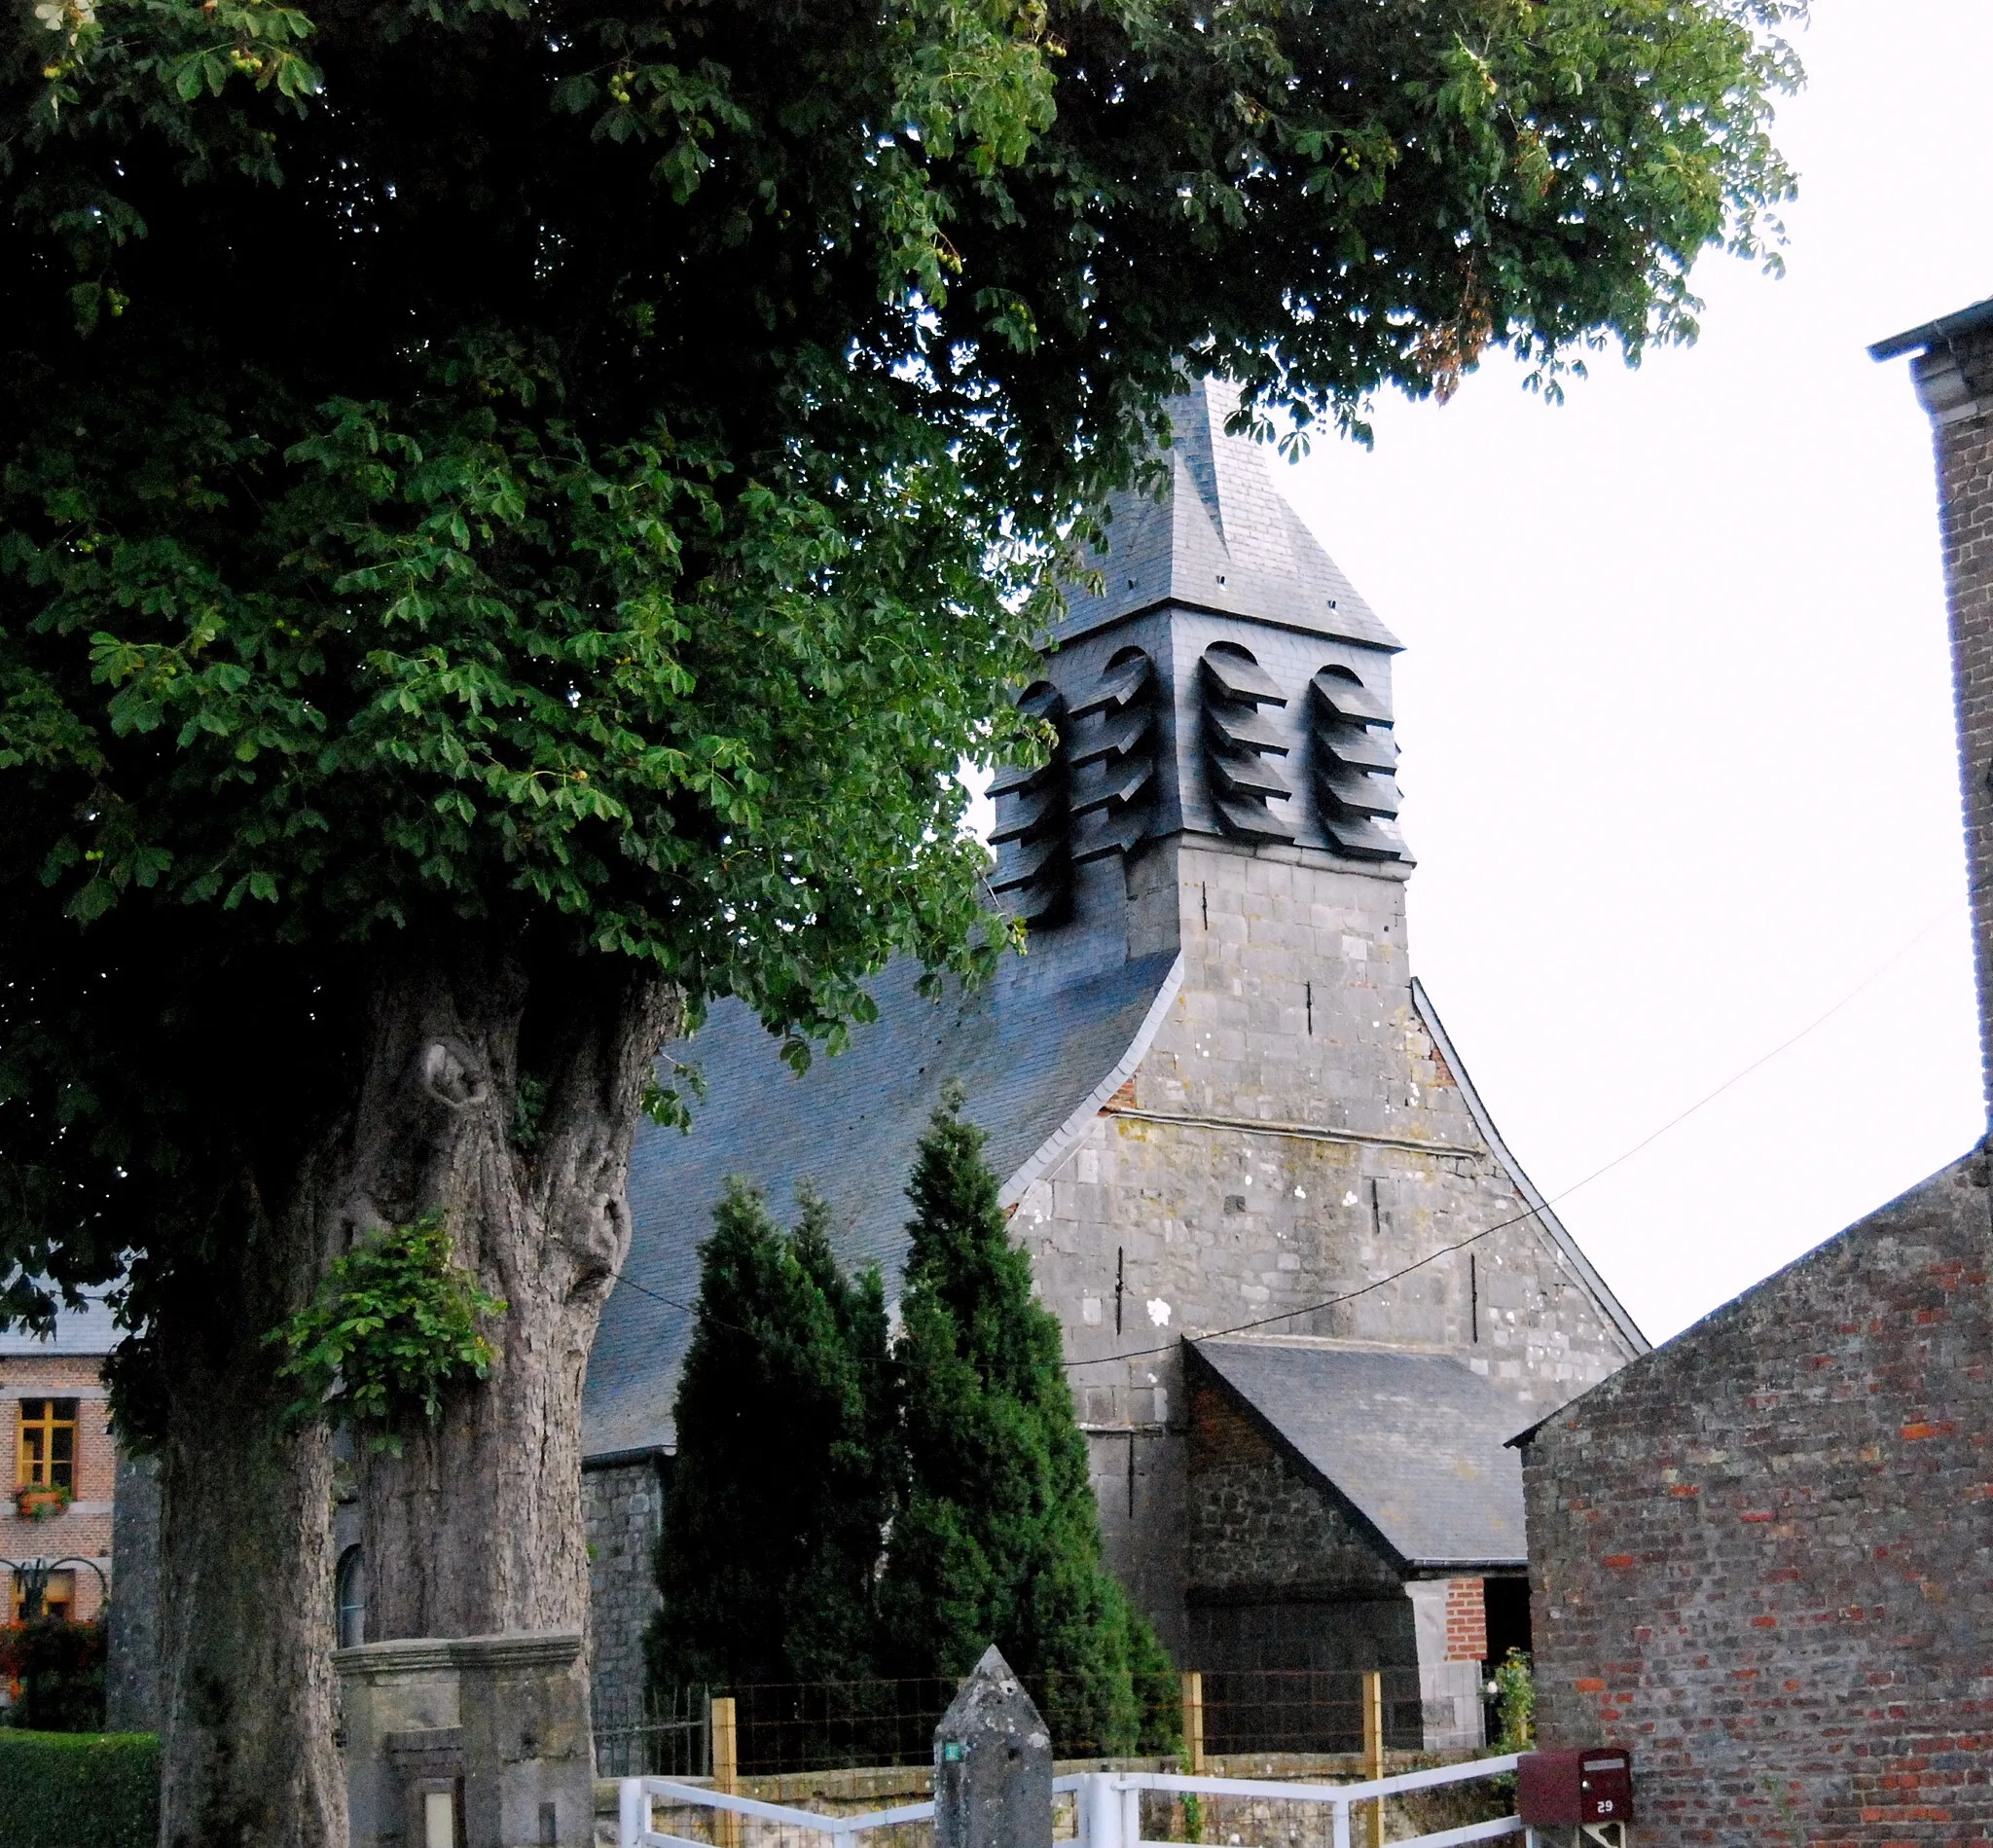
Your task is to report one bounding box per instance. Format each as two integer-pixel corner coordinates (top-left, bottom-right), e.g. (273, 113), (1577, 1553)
(345, 954), (679, 1640)
(153, 1182), (347, 1848)
(147, 946), (676, 1848)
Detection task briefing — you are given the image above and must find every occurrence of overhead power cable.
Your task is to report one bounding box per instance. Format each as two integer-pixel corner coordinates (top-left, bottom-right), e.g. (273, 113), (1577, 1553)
(601, 881), (1973, 1371)
(1061, 892), (1969, 1368)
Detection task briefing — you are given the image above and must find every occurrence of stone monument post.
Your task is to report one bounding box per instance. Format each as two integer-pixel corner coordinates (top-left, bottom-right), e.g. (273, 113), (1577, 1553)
(335, 1631), (595, 1848)
(932, 1648), (1052, 1848)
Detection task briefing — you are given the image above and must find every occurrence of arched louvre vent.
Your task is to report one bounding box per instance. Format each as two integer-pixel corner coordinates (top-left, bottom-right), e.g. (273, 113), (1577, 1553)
(988, 680), (1073, 924)
(1068, 646), (1161, 862)
(1200, 642), (1293, 843)
(1310, 666), (1411, 860)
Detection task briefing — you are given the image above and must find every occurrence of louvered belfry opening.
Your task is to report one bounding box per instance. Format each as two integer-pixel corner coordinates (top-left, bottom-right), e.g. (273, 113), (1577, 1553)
(988, 679), (1074, 924)
(1309, 666), (1410, 861)
(1200, 641), (1294, 843)
(1069, 645), (1162, 863)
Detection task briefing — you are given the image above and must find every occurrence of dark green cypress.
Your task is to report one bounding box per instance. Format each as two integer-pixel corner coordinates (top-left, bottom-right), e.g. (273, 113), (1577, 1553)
(646, 1179), (892, 1696)
(879, 1093), (1178, 1757)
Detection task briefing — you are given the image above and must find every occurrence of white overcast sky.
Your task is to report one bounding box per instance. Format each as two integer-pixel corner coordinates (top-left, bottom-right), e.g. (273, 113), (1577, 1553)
(973, 1), (1993, 1345)
(1283, 0), (1992, 1343)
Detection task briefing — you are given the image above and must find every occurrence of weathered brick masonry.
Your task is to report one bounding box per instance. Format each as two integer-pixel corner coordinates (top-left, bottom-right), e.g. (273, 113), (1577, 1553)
(1519, 1152), (1993, 1845)
(1880, 305), (1993, 1113)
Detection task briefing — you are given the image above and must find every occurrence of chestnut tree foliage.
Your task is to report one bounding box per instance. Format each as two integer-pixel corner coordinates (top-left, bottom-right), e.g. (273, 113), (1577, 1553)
(1, 0), (1796, 1406)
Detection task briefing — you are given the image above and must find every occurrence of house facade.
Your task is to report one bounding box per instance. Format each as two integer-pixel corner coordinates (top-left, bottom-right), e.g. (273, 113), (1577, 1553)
(582, 379), (1648, 1741)
(0, 1297), (117, 1631)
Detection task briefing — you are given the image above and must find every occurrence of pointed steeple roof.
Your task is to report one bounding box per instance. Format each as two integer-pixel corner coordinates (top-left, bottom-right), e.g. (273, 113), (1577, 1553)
(1059, 377), (1400, 651)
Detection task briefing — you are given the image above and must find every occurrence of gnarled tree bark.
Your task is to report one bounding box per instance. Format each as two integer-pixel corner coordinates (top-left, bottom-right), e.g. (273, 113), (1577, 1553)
(148, 947), (678, 1848)
(152, 1171), (348, 1848)
(344, 954), (679, 1640)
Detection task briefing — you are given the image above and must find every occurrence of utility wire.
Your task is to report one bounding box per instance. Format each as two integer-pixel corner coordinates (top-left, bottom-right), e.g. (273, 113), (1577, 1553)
(605, 884), (1972, 1368)
(1061, 893), (1967, 1368)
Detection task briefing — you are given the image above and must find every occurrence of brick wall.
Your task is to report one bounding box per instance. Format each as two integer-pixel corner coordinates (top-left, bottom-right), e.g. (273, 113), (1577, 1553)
(1441, 1578), (1485, 1665)
(0, 1357), (115, 1620)
(585, 1455), (667, 1726)
(1913, 322), (1993, 1113)
(1520, 1150), (1993, 1844)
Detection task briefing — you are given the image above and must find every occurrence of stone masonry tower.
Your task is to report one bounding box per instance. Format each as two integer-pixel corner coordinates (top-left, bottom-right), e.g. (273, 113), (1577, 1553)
(586, 378), (1648, 1732)
(1873, 298), (1993, 1120)
(991, 379), (1645, 1662)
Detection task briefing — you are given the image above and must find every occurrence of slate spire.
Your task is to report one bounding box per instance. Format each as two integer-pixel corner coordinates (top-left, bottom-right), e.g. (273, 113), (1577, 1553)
(1056, 376), (1400, 651)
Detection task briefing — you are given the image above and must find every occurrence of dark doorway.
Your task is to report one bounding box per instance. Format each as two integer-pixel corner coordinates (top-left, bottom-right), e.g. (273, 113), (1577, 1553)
(1482, 1575), (1531, 1665)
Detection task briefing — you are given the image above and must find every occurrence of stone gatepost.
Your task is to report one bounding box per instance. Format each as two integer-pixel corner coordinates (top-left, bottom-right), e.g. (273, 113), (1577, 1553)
(932, 1648), (1052, 1848)
(335, 1632), (594, 1848)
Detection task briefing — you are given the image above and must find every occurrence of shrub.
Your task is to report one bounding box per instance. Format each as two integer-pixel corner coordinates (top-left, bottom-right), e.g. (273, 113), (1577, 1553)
(649, 1180), (894, 1694)
(0, 1620), (105, 1731)
(1491, 1649), (1535, 1755)
(880, 1094), (1178, 1757)
(0, 1730), (160, 1848)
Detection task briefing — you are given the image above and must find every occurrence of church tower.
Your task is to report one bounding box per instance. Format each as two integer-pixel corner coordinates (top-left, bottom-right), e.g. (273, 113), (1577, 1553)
(584, 379), (1647, 1742)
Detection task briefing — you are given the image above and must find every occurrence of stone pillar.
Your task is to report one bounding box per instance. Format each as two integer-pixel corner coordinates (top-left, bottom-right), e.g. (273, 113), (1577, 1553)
(1405, 1578), (1486, 1753)
(336, 1633), (594, 1848)
(1877, 300), (1993, 1118)
(103, 1450), (162, 1732)
(933, 1647), (1052, 1848)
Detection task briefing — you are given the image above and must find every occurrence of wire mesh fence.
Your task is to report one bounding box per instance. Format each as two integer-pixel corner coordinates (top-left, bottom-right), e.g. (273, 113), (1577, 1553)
(598, 1665), (1479, 1781)
(595, 1681), (713, 1779)
(1198, 1667), (1428, 1759)
(630, 1670), (1174, 1778)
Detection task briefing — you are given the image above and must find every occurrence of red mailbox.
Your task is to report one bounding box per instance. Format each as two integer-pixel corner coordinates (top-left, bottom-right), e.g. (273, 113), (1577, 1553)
(1516, 1749), (1635, 1827)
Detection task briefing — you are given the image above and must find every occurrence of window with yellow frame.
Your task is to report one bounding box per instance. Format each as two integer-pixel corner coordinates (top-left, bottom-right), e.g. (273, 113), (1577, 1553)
(16, 1398), (78, 1492)
(11, 1571), (74, 1622)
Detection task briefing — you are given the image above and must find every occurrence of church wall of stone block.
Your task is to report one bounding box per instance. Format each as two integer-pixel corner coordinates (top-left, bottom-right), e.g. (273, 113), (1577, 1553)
(583, 1457), (666, 1726)
(1013, 836), (1642, 1662)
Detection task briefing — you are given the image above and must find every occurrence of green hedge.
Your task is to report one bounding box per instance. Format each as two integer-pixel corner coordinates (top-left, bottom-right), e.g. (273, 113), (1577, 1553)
(0, 1730), (161, 1848)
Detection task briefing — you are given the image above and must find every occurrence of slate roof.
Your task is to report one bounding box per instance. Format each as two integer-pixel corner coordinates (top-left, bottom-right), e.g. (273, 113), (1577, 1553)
(584, 943), (1182, 1460)
(1191, 1337), (1529, 1570)
(1057, 377), (1400, 652)
(0, 1293), (119, 1358)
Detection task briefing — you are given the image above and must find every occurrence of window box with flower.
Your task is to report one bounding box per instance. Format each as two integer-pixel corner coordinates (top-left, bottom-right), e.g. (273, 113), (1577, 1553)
(13, 1481), (74, 1522)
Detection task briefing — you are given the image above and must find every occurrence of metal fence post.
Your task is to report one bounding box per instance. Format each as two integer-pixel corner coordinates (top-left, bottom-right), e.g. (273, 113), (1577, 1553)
(711, 1695), (741, 1848)
(618, 1778), (646, 1848)
(1360, 1672), (1384, 1848)
(1179, 1673), (1205, 1776)
(1079, 1774), (1120, 1848)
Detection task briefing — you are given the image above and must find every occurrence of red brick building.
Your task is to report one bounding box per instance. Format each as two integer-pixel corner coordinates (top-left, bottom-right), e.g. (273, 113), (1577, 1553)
(0, 1299), (118, 1630)
(1517, 1153), (1991, 1843)
(1512, 298), (1993, 1842)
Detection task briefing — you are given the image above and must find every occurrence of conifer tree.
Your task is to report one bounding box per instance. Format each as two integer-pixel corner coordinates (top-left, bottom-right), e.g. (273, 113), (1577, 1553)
(880, 1094), (1177, 1757)
(648, 1181), (892, 1693)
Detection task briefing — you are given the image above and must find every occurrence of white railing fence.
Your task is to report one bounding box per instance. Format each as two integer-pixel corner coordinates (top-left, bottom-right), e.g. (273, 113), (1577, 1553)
(617, 1757), (1523, 1848)
(619, 1776), (937, 1848)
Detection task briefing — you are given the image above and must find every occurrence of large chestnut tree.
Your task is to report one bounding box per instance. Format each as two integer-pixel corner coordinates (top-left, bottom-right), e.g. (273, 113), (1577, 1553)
(1, 0), (1797, 1839)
